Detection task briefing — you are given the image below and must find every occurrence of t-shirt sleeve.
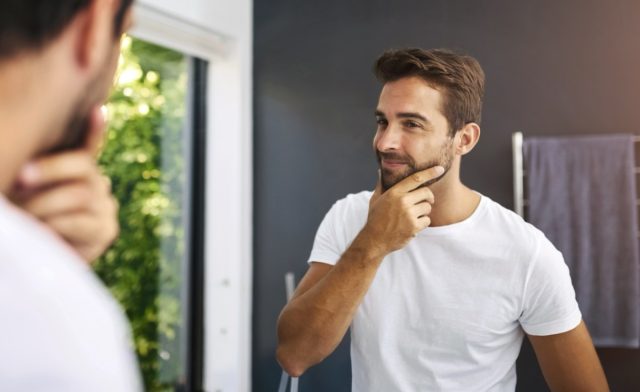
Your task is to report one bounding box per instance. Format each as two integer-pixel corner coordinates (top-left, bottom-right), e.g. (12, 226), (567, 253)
(519, 234), (582, 336)
(308, 201), (346, 266)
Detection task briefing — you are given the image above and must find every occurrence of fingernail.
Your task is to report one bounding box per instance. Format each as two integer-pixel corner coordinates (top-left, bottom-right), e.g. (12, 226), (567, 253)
(435, 166), (445, 175)
(19, 163), (39, 184)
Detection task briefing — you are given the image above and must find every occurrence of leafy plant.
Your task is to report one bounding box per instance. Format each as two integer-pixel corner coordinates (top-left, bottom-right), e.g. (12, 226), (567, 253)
(95, 36), (188, 391)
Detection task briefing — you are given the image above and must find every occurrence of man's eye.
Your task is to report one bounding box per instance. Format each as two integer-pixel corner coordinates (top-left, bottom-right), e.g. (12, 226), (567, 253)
(405, 120), (421, 128)
(376, 119), (388, 126)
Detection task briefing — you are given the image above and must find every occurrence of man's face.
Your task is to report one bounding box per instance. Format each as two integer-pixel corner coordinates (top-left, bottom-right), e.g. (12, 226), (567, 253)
(373, 76), (455, 191)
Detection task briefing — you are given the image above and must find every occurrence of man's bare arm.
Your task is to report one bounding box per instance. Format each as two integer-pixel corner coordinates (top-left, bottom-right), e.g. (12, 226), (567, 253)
(529, 321), (609, 392)
(276, 165), (444, 376)
(276, 237), (384, 376)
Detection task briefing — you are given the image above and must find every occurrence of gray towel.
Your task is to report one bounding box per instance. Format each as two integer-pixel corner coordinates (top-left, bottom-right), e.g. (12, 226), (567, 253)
(524, 134), (640, 348)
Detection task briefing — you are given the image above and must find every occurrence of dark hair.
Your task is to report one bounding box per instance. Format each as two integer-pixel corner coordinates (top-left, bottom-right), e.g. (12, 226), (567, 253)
(374, 48), (485, 135)
(0, 0), (134, 59)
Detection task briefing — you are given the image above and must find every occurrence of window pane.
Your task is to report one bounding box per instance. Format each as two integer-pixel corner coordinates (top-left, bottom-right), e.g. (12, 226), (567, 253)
(95, 36), (190, 391)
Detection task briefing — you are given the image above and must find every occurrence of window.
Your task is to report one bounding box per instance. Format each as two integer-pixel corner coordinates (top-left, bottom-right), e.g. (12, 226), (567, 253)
(95, 36), (205, 391)
(104, 3), (253, 390)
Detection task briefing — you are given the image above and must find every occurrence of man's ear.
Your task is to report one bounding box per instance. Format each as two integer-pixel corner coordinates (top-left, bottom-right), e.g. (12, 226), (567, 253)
(454, 122), (481, 156)
(74, 0), (114, 70)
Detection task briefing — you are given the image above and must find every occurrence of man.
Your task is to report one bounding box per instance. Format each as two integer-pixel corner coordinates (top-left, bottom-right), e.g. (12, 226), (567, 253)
(0, 1), (141, 390)
(276, 48), (609, 391)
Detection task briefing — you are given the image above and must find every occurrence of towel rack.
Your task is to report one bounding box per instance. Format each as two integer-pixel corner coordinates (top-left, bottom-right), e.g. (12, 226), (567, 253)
(512, 132), (525, 217)
(512, 132), (640, 237)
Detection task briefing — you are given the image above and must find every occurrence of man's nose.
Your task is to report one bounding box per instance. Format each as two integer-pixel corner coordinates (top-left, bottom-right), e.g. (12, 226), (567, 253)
(375, 124), (402, 151)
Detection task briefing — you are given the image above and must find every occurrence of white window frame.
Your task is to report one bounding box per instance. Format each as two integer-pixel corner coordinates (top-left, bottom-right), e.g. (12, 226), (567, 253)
(129, 3), (253, 391)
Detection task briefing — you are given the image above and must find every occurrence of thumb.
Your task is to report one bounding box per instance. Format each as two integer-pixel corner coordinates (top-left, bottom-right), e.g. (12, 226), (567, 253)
(84, 106), (107, 157)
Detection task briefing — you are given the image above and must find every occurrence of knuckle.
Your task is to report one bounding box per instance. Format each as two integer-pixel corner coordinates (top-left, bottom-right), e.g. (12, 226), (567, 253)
(102, 175), (113, 191)
(411, 221), (421, 232)
(423, 192), (434, 204)
(79, 153), (94, 167)
(74, 187), (93, 206)
(401, 196), (413, 208)
(81, 158), (100, 178)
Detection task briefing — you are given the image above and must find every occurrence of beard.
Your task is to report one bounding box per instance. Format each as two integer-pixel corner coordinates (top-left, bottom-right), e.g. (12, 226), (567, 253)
(46, 97), (95, 154)
(377, 138), (454, 191)
(44, 45), (119, 154)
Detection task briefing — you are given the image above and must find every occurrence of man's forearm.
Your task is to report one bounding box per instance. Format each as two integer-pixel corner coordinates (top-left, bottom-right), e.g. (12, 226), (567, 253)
(276, 230), (385, 376)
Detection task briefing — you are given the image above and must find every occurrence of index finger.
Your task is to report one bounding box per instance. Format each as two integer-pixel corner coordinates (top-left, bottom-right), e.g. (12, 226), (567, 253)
(393, 165), (445, 193)
(17, 152), (96, 188)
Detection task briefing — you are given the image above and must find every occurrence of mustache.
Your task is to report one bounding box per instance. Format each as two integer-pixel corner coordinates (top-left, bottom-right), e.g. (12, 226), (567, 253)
(376, 151), (415, 165)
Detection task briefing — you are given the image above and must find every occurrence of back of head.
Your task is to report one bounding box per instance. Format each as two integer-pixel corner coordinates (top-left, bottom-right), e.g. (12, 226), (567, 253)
(374, 48), (485, 136)
(0, 0), (133, 60)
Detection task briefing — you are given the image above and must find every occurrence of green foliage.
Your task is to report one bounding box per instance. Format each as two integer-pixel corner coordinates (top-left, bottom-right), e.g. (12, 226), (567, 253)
(94, 36), (188, 391)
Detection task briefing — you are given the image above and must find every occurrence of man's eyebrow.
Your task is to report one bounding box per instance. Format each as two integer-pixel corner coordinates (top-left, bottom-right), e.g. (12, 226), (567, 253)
(375, 110), (431, 124)
(397, 112), (430, 123)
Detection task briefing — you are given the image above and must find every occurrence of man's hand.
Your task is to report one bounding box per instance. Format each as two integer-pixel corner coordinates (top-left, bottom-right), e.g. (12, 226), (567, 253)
(10, 107), (119, 263)
(362, 165), (444, 256)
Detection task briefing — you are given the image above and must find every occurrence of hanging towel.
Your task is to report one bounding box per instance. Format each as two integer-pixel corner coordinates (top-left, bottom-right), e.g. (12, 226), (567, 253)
(524, 134), (640, 348)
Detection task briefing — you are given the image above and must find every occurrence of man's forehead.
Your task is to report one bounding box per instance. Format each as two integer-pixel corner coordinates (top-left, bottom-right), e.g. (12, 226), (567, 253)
(377, 77), (442, 116)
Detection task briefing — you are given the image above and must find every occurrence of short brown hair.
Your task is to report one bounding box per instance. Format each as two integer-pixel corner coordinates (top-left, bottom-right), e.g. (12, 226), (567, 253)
(374, 48), (485, 135)
(0, 0), (134, 59)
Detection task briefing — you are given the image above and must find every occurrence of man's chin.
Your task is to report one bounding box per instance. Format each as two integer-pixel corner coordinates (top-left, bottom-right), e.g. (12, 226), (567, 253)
(380, 170), (409, 191)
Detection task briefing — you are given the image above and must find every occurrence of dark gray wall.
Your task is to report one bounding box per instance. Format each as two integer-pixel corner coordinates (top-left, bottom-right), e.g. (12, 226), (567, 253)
(253, 0), (640, 390)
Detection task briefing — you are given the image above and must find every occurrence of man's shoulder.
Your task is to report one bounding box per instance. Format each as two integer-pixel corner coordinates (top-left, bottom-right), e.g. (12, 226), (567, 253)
(0, 194), (129, 343)
(0, 196), (140, 391)
(478, 194), (549, 250)
(335, 190), (372, 208)
(326, 190), (371, 220)
(481, 194), (535, 229)
(0, 194), (87, 270)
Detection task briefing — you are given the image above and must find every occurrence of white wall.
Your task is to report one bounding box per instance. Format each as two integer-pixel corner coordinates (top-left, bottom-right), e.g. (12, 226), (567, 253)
(138, 0), (250, 39)
(133, 1), (253, 391)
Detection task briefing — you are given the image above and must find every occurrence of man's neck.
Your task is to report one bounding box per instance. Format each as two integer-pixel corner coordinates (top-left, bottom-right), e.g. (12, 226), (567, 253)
(428, 176), (481, 227)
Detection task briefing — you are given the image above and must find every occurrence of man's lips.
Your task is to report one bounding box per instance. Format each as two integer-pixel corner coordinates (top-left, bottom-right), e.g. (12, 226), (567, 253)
(381, 159), (409, 169)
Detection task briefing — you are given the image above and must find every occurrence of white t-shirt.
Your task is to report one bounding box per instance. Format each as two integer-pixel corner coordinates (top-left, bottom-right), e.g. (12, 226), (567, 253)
(0, 196), (142, 391)
(309, 191), (581, 392)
